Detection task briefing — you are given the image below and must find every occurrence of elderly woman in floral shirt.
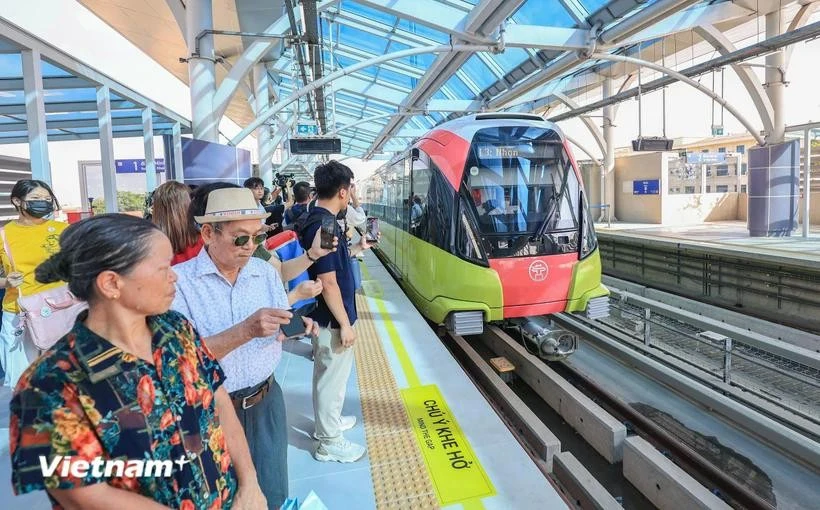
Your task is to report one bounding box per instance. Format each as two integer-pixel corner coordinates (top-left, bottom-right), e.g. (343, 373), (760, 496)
(10, 214), (265, 509)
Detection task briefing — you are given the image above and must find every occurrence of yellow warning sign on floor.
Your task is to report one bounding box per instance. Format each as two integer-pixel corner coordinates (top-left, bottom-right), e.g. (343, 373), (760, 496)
(401, 384), (495, 506)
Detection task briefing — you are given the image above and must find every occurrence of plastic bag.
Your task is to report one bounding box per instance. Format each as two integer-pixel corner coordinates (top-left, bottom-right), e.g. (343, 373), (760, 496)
(299, 491), (328, 510)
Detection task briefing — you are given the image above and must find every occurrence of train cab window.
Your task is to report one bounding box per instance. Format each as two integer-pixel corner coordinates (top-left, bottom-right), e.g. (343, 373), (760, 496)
(410, 156), (431, 240)
(462, 126), (581, 257)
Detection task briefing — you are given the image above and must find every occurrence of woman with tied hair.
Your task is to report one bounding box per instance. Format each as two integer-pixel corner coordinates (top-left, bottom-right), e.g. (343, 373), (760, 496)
(0, 179), (67, 388)
(150, 181), (203, 265)
(9, 214), (266, 510)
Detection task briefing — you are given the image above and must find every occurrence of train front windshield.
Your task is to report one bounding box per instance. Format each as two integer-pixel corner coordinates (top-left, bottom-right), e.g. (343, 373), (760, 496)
(465, 126), (581, 255)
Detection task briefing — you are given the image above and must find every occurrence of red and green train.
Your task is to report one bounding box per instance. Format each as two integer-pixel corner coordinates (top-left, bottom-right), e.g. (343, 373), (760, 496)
(361, 113), (609, 359)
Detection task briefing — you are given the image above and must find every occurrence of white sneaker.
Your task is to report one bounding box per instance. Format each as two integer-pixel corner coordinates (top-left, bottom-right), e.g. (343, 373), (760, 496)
(313, 437), (367, 463)
(312, 416), (356, 440)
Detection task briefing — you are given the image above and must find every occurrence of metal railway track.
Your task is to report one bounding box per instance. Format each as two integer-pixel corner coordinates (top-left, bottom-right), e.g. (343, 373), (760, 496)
(559, 289), (820, 443)
(448, 325), (776, 510)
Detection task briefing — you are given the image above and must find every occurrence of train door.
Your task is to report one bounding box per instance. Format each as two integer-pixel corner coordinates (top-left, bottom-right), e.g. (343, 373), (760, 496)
(392, 159), (407, 277)
(397, 158), (411, 277)
(407, 150), (434, 300)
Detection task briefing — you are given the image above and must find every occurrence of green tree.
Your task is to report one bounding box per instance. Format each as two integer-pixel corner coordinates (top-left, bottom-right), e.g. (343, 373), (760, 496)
(92, 191), (146, 214)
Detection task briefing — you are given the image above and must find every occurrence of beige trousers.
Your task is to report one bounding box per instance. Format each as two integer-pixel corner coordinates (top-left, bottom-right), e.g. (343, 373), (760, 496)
(312, 327), (355, 443)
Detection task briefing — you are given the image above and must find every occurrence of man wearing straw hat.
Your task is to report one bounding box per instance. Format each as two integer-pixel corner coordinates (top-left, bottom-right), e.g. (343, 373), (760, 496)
(172, 187), (319, 509)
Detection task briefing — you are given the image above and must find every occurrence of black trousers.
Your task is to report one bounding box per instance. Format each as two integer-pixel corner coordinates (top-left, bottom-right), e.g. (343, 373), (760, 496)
(231, 377), (288, 508)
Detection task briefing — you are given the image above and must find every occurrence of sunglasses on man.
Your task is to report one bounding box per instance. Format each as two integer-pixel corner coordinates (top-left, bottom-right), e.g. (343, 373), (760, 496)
(214, 225), (267, 247)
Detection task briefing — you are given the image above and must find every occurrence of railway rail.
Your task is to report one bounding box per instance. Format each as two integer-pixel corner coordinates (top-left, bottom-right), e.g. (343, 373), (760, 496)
(445, 302), (820, 509)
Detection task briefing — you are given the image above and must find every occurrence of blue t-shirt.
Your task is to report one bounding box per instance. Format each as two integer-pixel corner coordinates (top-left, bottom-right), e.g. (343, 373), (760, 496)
(284, 202), (307, 226)
(300, 207), (357, 328)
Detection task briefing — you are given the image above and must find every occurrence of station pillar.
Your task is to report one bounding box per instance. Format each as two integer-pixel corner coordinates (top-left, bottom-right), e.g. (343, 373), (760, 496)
(253, 63), (275, 188)
(745, 6), (799, 237)
(765, 11), (785, 145)
(142, 108), (157, 193)
(21, 49), (51, 184)
(186, 0), (218, 142)
(602, 76), (617, 222)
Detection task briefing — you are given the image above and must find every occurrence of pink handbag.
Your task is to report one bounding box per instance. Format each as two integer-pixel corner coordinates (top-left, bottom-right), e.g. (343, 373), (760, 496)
(1, 227), (87, 351)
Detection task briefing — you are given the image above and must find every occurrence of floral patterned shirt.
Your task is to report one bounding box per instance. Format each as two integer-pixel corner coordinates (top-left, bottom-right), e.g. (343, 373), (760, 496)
(9, 310), (237, 510)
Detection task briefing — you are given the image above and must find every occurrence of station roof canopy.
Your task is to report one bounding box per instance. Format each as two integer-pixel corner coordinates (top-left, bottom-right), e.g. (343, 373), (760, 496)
(39, 1), (820, 157)
(0, 24), (192, 145)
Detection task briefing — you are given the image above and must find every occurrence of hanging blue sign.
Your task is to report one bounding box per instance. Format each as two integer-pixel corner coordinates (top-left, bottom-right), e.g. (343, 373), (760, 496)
(686, 152), (727, 165)
(115, 159), (166, 173)
(633, 179), (660, 195)
(296, 123), (319, 136)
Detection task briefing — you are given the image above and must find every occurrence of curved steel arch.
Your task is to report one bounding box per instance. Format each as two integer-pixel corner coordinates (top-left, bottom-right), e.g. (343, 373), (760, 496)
(590, 52), (765, 146)
(229, 43), (499, 146)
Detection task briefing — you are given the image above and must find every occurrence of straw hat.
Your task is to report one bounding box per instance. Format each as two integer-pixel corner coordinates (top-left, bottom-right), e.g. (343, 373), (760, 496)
(194, 187), (270, 224)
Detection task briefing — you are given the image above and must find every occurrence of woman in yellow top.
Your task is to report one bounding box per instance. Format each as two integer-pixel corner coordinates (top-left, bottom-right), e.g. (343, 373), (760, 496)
(0, 179), (67, 388)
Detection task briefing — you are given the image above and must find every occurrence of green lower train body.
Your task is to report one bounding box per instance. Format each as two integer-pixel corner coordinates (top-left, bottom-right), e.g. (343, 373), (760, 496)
(374, 221), (608, 324)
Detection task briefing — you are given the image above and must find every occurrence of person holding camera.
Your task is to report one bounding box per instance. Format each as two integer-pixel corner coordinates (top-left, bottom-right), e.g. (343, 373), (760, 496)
(244, 177), (290, 236)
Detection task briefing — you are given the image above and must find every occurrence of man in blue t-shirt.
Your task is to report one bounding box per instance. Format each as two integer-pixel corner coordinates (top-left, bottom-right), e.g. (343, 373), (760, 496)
(299, 160), (375, 463)
(283, 181), (311, 227)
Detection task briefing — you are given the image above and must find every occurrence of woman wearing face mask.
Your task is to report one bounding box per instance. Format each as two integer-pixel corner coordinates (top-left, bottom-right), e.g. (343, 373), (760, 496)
(0, 179), (67, 388)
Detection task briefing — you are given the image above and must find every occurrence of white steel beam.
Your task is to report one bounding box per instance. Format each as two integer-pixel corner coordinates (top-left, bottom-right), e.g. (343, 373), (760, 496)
(142, 107), (157, 193)
(785, 2), (818, 68)
(0, 18), (188, 127)
(619, 1), (753, 46)
(503, 25), (591, 51)
(554, 91), (605, 156)
(165, 0), (186, 35)
(172, 122), (185, 182)
(599, 0), (700, 46)
(364, 0), (525, 156)
(21, 48), (51, 184)
(254, 63), (274, 187)
(0, 76), (90, 91)
(0, 116), (166, 132)
(591, 52), (764, 145)
(0, 100), (133, 115)
(766, 9), (785, 144)
(96, 85), (118, 213)
(229, 43), (501, 145)
(186, 0), (217, 141)
(803, 128), (811, 238)
(352, 0), (489, 43)
(490, 0), (700, 109)
(695, 25), (775, 139)
(557, 0), (591, 27)
(334, 75), (411, 100)
(212, 0), (340, 123)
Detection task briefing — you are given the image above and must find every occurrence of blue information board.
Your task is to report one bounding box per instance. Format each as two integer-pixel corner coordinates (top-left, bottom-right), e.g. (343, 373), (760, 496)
(633, 179), (660, 195)
(115, 159), (166, 173)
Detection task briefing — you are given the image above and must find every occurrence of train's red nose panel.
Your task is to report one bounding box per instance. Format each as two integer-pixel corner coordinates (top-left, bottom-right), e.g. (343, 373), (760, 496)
(489, 254), (577, 318)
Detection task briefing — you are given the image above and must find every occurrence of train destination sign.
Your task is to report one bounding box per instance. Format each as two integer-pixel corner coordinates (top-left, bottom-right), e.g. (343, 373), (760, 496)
(478, 145), (520, 158)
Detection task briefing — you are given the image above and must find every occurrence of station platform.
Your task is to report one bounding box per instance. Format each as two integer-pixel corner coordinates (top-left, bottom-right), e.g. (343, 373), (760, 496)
(596, 220), (820, 266)
(0, 250), (565, 509)
(278, 251), (565, 509)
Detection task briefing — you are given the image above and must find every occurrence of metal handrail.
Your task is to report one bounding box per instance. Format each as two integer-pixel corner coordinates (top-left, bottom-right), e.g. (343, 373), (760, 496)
(589, 203), (611, 228)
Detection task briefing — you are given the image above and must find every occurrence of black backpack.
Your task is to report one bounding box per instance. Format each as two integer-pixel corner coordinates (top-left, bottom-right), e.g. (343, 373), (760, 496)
(290, 198), (321, 242)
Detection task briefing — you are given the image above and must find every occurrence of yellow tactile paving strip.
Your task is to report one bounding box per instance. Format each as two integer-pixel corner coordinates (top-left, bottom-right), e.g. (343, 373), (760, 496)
(354, 298), (440, 509)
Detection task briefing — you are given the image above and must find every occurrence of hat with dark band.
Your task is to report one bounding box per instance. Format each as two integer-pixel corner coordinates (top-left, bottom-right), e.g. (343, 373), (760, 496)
(194, 188), (270, 224)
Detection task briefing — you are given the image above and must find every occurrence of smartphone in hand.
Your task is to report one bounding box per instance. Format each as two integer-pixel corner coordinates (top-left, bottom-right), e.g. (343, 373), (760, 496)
(280, 311), (307, 338)
(365, 217), (379, 243)
(320, 215), (336, 249)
